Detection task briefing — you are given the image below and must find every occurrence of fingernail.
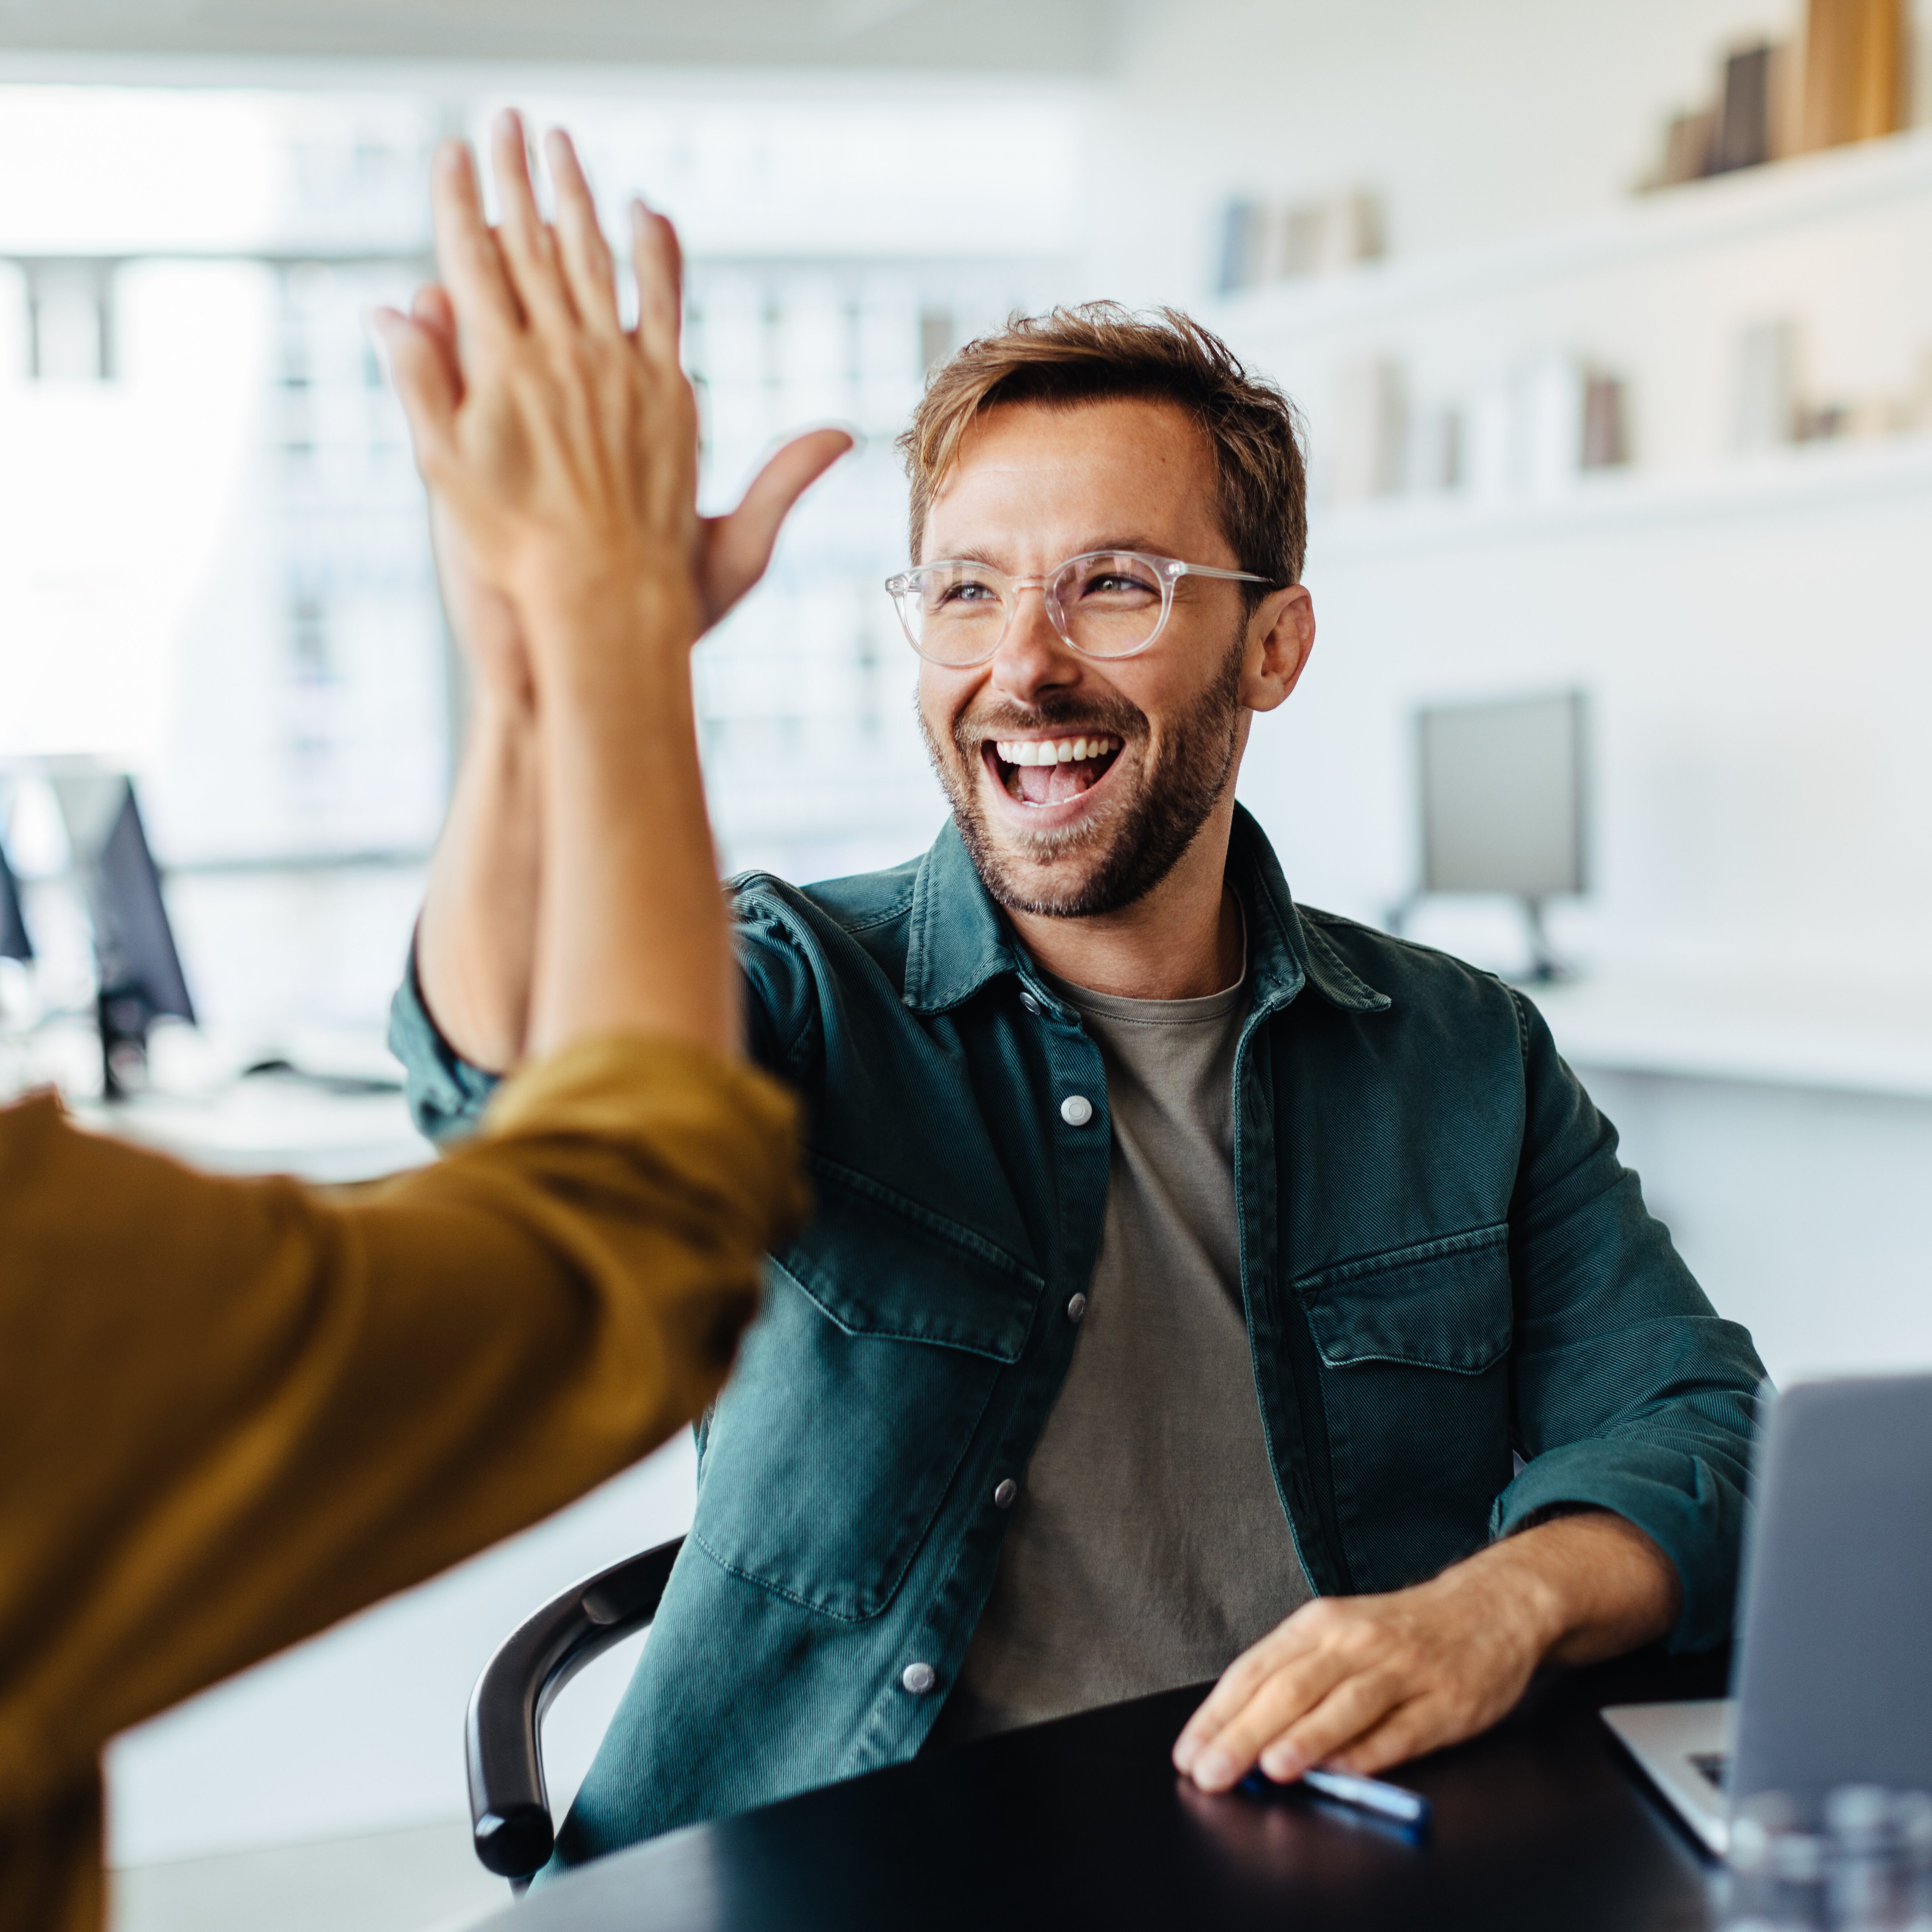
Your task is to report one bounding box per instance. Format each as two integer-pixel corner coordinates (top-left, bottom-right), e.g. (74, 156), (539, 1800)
(1260, 1744), (1306, 1781)
(1172, 1736), (1198, 1773)
(1193, 1749), (1235, 1790)
(494, 107), (520, 140)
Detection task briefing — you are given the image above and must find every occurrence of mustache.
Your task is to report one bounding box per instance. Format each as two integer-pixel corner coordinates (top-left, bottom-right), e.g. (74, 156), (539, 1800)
(954, 690), (1147, 752)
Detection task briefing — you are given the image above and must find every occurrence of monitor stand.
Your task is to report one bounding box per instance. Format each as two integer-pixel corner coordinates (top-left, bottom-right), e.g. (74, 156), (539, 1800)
(96, 983), (154, 1102)
(1520, 897), (1571, 984)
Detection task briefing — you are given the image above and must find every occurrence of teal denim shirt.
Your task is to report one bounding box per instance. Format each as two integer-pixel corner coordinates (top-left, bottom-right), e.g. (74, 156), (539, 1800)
(389, 806), (1764, 1869)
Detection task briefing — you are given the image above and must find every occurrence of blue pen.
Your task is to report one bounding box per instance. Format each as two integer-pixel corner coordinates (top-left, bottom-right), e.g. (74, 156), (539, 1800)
(1241, 1765), (1432, 1828)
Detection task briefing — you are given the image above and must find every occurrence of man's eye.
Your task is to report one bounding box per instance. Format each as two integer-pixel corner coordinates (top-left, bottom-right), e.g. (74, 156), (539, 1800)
(937, 580), (997, 605)
(1082, 573), (1156, 597)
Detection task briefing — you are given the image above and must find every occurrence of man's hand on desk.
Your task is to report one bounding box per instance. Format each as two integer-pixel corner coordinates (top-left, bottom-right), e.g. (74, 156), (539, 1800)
(1172, 1509), (1682, 1794)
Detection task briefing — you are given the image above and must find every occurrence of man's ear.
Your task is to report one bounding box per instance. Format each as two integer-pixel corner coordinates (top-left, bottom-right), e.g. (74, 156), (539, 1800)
(1240, 585), (1315, 715)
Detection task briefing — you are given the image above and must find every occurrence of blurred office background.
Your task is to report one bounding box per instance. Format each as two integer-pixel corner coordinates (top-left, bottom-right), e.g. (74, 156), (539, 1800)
(1, 1), (1929, 1925)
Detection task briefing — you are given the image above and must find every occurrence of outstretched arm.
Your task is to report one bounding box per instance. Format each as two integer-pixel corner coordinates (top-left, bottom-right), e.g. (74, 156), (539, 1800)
(416, 465), (543, 1072)
(395, 162), (851, 1070)
(5, 123), (823, 1929)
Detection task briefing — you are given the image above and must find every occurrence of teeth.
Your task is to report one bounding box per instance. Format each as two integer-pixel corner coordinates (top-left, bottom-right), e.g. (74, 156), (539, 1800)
(993, 734), (1120, 767)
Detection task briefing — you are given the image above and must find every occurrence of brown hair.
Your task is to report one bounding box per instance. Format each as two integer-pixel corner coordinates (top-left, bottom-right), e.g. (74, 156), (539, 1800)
(897, 302), (1307, 596)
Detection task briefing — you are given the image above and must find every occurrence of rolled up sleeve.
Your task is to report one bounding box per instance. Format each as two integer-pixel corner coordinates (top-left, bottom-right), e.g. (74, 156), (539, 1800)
(388, 940), (503, 1144)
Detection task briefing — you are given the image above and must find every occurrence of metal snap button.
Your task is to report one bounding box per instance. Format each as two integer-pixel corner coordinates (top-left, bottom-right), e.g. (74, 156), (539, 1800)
(1060, 1094), (1094, 1126)
(901, 1662), (937, 1695)
(1066, 1292), (1087, 1323)
(993, 1478), (1018, 1509)
(1019, 990), (1044, 1016)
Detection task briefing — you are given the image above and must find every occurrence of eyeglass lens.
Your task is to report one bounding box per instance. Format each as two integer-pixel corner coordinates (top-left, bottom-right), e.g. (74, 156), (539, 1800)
(901, 553), (1168, 664)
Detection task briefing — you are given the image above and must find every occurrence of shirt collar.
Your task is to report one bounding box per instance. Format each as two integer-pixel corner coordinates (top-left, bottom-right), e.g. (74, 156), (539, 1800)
(901, 805), (1392, 1019)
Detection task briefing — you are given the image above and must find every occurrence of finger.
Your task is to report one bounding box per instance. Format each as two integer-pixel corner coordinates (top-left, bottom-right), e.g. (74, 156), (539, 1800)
(699, 427), (854, 624)
(410, 281), (456, 344)
(430, 140), (522, 351)
(408, 283), (463, 403)
(488, 107), (575, 330)
(630, 197), (684, 371)
(1183, 1649), (1356, 1791)
(1252, 1668), (1409, 1783)
(1320, 1696), (1439, 1779)
(1173, 1614), (1326, 1770)
(370, 307), (458, 478)
(543, 127), (620, 334)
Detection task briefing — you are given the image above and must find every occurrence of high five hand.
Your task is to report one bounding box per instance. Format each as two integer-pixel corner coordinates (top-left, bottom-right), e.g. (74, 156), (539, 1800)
(378, 114), (850, 697)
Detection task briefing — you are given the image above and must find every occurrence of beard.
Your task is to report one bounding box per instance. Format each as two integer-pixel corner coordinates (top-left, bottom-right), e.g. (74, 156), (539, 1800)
(919, 639), (1245, 921)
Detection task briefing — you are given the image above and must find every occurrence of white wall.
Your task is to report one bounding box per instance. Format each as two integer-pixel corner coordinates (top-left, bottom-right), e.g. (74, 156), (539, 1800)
(1585, 1068), (1932, 1388)
(1084, 0), (1932, 305)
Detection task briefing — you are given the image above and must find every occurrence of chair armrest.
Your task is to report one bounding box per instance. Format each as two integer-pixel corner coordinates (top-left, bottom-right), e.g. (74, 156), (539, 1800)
(465, 1534), (685, 1880)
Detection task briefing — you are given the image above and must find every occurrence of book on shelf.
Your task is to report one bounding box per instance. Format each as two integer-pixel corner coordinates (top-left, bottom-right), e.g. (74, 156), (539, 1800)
(1801, 0), (1907, 150)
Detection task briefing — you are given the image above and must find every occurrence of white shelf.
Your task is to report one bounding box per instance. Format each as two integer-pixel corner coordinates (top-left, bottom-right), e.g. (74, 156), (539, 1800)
(1217, 126), (1932, 339)
(1524, 974), (1932, 1101)
(1305, 432), (1932, 561)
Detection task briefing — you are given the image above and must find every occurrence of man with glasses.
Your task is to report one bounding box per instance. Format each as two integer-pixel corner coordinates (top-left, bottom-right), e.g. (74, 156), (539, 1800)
(392, 268), (1764, 1871)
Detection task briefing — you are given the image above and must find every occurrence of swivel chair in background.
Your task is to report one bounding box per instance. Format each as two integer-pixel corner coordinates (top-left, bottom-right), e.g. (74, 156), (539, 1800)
(467, 1536), (687, 1889)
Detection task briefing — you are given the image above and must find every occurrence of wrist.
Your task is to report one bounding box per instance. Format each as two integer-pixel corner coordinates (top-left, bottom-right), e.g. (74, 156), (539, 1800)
(467, 680), (537, 742)
(1451, 1534), (1574, 1662)
(522, 573), (702, 701)
(518, 561), (700, 643)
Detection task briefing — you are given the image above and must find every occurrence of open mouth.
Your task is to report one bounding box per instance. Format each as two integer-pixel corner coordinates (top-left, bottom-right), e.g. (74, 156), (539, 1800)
(984, 733), (1124, 808)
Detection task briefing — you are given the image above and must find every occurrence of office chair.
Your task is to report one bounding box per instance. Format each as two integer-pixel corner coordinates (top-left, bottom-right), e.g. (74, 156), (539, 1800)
(466, 1534), (685, 1888)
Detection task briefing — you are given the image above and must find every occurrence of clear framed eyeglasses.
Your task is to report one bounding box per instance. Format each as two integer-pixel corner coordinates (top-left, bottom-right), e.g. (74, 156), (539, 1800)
(883, 550), (1275, 668)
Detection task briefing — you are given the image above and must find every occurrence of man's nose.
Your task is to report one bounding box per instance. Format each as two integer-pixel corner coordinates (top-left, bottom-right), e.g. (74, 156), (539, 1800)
(987, 583), (1080, 706)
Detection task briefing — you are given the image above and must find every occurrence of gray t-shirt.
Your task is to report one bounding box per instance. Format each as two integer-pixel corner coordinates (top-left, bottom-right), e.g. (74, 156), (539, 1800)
(928, 951), (1313, 1746)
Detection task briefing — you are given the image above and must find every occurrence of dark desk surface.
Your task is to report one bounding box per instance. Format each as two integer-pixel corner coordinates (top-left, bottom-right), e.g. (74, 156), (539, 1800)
(488, 1645), (1730, 1932)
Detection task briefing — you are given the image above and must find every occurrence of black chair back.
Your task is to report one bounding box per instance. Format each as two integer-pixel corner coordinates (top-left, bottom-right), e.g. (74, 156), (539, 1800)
(466, 1534), (685, 1885)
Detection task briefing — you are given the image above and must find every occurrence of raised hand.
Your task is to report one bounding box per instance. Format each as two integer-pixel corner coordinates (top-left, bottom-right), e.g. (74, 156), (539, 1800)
(380, 123), (849, 701)
(378, 115), (704, 638)
(376, 113), (852, 1071)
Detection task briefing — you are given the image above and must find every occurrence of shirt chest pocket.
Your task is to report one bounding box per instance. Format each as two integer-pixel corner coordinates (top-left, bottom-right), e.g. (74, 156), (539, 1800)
(1295, 1221), (1514, 1374)
(692, 1167), (1042, 1623)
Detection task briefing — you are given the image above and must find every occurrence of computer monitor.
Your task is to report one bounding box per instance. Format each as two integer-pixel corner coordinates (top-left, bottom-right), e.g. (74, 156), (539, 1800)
(50, 773), (195, 1098)
(1417, 691), (1589, 979)
(0, 829), (30, 963)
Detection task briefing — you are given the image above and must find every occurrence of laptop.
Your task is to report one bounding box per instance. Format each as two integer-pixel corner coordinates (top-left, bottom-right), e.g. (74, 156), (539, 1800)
(1601, 1372), (1932, 1855)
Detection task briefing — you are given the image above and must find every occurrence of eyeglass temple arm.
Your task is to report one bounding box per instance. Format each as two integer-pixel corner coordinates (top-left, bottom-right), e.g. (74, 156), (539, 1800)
(1176, 563), (1277, 585)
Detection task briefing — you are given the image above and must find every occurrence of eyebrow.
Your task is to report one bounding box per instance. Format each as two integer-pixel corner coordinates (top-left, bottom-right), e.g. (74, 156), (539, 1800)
(926, 537), (1179, 570)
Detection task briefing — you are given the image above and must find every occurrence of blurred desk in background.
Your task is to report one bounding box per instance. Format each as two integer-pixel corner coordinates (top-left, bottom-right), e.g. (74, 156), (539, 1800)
(1526, 974), (1932, 1100)
(1524, 973), (1932, 1389)
(70, 1068), (431, 1184)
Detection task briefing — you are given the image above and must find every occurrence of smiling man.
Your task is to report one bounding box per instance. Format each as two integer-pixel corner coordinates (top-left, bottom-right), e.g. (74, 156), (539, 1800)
(393, 297), (1765, 1867)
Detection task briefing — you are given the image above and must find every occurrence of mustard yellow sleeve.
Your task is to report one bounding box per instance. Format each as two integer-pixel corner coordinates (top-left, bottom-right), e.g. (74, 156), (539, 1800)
(0, 1033), (804, 1899)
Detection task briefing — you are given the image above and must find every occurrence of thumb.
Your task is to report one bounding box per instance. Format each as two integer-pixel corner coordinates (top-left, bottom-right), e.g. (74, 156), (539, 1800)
(409, 282), (466, 404)
(371, 306), (460, 482)
(699, 426), (856, 627)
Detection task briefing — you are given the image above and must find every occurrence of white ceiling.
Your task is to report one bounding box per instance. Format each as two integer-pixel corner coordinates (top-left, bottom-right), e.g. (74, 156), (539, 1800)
(0, 0), (1125, 71)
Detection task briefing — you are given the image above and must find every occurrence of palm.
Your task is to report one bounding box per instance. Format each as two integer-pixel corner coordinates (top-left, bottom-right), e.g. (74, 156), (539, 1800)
(402, 282), (849, 680)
